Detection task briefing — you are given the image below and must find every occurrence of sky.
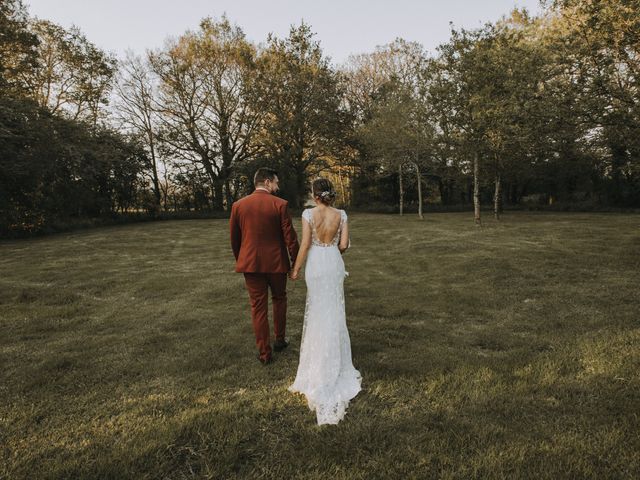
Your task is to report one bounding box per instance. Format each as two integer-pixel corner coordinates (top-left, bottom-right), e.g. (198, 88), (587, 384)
(24, 0), (544, 65)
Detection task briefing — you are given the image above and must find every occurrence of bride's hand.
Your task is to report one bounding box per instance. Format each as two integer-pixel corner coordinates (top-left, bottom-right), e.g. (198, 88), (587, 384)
(290, 268), (300, 280)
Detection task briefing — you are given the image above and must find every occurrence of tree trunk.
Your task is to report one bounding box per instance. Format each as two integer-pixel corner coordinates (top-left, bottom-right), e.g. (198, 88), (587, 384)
(147, 134), (161, 212)
(337, 169), (347, 206)
(212, 180), (224, 211)
(413, 162), (424, 220)
(494, 172), (502, 221)
(474, 152), (481, 226)
(224, 178), (234, 210)
(437, 178), (445, 205)
(398, 163), (404, 216)
(162, 160), (169, 211)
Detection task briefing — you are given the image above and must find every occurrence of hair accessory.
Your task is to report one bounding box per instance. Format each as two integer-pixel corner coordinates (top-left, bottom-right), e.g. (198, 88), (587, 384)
(320, 190), (335, 199)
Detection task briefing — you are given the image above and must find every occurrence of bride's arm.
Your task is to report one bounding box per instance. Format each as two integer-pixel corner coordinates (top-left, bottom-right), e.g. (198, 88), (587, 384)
(290, 218), (311, 280)
(338, 221), (349, 254)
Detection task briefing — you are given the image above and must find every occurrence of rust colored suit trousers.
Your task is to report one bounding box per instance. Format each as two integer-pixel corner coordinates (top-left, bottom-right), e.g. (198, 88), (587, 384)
(243, 272), (287, 360)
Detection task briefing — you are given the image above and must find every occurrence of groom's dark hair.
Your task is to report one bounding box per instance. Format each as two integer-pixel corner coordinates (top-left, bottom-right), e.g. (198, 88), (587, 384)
(254, 167), (278, 186)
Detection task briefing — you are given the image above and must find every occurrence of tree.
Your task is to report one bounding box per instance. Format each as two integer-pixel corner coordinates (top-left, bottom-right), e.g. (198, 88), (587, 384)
(358, 80), (432, 218)
(149, 16), (260, 210)
(254, 22), (347, 207)
(480, 11), (551, 219)
(433, 26), (491, 225)
(26, 19), (117, 126)
(346, 39), (430, 216)
(114, 51), (164, 212)
(0, 0), (39, 95)
(0, 95), (147, 235)
(545, 0), (640, 206)
(341, 38), (426, 123)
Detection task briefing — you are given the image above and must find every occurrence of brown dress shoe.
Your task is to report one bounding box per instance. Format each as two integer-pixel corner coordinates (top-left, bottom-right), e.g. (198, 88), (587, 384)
(273, 339), (289, 352)
(257, 353), (273, 365)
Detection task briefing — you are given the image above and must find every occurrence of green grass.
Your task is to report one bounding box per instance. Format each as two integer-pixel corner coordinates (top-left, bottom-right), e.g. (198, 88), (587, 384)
(1, 212), (639, 479)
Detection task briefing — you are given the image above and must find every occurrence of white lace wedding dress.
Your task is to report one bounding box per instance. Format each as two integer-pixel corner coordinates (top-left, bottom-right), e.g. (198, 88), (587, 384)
(288, 208), (362, 425)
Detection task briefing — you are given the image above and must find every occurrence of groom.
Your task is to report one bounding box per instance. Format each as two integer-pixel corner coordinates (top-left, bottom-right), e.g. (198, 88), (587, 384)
(230, 168), (300, 365)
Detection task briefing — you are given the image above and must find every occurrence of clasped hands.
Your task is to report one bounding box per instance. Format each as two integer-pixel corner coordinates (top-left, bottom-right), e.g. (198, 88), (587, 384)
(289, 267), (300, 280)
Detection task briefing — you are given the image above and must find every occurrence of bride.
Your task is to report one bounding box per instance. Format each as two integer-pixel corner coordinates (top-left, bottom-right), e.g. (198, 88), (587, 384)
(288, 178), (362, 425)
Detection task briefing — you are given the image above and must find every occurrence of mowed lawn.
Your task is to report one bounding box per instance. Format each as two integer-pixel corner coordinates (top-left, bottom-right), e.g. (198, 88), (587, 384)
(1, 212), (639, 479)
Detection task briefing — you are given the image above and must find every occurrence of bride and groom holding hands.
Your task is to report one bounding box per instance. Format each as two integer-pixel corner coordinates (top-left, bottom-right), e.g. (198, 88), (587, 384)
(229, 167), (361, 425)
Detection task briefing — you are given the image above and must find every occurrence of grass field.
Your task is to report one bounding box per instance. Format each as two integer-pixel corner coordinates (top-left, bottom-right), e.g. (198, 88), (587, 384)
(1, 212), (639, 479)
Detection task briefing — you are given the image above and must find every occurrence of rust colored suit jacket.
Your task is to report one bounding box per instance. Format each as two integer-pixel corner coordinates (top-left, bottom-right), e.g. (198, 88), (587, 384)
(230, 190), (300, 273)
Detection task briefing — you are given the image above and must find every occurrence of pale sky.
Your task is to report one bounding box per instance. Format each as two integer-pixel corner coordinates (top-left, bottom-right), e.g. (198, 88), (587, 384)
(24, 0), (543, 65)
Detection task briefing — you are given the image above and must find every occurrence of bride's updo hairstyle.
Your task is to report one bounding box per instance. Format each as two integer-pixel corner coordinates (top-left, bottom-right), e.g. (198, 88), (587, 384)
(312, 178), (337, 206)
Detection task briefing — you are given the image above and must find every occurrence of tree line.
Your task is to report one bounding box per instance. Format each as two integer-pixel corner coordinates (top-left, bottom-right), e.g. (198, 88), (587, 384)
(1, 0), (638, 236)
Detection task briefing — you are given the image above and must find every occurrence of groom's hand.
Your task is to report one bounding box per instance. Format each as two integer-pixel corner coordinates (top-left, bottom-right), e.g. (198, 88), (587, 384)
(289, 268), (300, 280)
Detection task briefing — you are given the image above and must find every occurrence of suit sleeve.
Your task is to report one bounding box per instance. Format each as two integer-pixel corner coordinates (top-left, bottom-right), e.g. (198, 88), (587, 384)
(280, 201), (300, 266)
(230, 203), (241, 260)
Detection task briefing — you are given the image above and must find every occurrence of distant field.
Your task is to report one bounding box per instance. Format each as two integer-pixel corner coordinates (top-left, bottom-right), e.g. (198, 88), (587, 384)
(1, 212), (639, 479)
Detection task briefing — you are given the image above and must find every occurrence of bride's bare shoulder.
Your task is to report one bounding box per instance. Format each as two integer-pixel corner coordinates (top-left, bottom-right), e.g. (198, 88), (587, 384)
(334, 207), (347, 219)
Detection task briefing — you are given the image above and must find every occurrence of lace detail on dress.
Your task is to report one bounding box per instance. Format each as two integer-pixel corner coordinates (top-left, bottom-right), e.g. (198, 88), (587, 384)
(302, 208), (347, 247)
(289, 208), (360, 425)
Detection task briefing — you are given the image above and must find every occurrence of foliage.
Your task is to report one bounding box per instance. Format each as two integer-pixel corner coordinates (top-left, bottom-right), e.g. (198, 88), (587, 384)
(0, 95), (147, 237)
(2, 1), (640, 236)
(252, 22), (349, 207)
